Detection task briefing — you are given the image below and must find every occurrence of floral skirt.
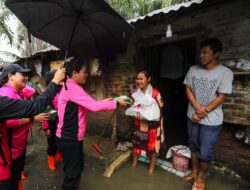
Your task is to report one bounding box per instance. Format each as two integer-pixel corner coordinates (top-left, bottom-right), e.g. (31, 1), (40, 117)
(132, 121), (162, 159)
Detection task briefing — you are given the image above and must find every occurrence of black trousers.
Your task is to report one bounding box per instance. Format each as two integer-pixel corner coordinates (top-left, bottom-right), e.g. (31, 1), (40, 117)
(47, 121), (57, 156)
(56, 138), (84, 190)
(10, 151), (26, 190)
(0, 179), (11, 190)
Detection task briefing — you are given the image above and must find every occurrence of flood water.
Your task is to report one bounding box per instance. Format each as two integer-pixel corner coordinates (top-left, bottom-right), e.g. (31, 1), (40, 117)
(23, 130), (249, 190)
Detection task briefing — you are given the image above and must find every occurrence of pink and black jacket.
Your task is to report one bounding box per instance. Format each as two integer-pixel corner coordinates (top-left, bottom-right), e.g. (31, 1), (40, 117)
(0, 84), (35, 181)
(56, 79), (117, 141)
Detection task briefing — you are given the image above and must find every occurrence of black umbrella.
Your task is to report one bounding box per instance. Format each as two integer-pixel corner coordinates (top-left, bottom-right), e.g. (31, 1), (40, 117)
(5, 0), (133, 59)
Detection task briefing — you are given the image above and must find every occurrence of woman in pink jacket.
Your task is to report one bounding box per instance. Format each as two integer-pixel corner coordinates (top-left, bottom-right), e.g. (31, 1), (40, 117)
(56, 58), (127, 190)
(0, 64), (49, 190)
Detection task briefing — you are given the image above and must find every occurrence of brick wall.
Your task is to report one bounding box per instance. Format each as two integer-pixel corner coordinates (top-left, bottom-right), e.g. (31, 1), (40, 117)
(224, 79), (250, 126)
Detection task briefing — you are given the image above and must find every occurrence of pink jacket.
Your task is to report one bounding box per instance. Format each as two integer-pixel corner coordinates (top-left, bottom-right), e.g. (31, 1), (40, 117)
(0, 84), (35, 181)
(0, 84), (35, 159)
(56, 79), (117, 141)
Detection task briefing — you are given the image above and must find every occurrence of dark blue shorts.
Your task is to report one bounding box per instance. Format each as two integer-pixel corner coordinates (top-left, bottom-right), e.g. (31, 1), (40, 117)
(187, 119), (222, 163)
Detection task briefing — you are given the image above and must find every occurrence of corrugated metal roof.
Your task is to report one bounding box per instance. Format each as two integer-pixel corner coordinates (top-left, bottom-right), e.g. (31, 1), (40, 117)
(128, 0), (204, 24)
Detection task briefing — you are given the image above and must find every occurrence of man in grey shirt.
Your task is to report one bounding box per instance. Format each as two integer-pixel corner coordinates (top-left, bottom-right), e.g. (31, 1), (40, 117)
(183, 38), (233, 190)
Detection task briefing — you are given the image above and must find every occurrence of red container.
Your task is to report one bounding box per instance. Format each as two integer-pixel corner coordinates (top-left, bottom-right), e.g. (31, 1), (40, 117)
(172, 150), (189, 172)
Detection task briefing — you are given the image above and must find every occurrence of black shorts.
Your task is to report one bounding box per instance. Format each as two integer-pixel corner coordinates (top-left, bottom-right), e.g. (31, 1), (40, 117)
(0, 179), (11, 190)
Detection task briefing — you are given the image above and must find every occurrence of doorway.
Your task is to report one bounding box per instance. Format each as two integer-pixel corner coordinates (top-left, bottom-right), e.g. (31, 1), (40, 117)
(136, 37), (198, 151)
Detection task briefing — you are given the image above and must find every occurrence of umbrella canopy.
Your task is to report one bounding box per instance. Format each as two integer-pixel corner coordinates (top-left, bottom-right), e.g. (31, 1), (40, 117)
(5, 0), (133, 58)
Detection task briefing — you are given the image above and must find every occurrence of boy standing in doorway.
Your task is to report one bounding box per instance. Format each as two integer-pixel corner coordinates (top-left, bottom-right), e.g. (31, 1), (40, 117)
(183, 38), (233, 190)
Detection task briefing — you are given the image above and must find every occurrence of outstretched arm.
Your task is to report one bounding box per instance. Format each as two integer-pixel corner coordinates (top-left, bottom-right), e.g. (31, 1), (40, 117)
(0, 82), (59, 121)
(0, 68), (66, 121)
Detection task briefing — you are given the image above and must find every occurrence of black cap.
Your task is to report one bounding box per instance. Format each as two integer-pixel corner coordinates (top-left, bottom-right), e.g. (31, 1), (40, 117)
(0, 64), (32, 82)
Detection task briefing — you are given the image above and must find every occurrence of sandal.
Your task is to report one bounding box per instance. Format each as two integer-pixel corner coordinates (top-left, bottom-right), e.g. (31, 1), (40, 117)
(183, 171), (198, 181)
(192, 178), (205, 190)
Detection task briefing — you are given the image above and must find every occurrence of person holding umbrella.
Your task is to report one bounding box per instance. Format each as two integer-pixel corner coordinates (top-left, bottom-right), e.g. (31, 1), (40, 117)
(0, 67), (66, 190)
(56, 58), (127, 190)
(0, 64), (52, 190)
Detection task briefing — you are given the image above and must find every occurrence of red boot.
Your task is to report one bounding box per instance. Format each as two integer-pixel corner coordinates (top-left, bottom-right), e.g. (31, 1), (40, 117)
(18, 179), (22, 190)
(55, 151), (63, 162)
(21, 171), (26, 180)
(48, 155), (56, 170)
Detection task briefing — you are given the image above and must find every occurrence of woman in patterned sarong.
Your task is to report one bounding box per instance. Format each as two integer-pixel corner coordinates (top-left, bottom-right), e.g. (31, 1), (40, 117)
(130, 69), (164, 175)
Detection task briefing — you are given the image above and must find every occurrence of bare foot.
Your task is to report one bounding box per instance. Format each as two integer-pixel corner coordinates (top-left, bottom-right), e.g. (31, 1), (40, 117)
(132, 154), (139, 167)
(132, 161), (137, 167)
(184, 171), (198, 181)
(192, 177), (205, 190)
(148, 155), (156, 175)
(148, 168), (154, 175)
(132, 158), (138, 167)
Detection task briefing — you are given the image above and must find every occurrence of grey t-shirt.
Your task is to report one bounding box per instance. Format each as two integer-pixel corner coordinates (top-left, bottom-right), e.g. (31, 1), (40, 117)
(183, 64), (233, 126)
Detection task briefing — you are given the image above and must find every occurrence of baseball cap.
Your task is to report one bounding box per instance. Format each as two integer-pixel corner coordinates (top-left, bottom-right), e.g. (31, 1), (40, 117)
(0, 64), (32, 82)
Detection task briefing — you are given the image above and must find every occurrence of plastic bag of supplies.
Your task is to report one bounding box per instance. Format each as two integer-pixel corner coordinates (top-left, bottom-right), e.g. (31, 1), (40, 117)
(125, 94), (160, 121)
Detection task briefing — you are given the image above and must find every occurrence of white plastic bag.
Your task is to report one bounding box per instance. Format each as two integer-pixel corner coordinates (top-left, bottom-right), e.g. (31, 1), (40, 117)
(125, 94), (160, 121)
(236, 59), (250, 71)
(166, 145), (191, 159)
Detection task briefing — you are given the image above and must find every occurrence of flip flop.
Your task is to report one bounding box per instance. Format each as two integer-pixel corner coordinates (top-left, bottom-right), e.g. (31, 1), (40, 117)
(183, 171), (198, 181)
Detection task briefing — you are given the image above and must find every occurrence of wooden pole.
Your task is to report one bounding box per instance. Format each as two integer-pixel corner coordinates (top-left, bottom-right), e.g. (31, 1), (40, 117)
(103, 150), (132, 178)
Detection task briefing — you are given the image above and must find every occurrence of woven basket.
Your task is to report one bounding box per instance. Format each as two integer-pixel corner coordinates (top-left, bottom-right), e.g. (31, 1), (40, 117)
(172, 150), (189, 172)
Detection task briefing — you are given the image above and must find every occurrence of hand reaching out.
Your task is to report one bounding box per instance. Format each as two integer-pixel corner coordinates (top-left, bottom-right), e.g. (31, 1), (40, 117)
(117, 98), (129, 107)
(34, 113), (50, 122)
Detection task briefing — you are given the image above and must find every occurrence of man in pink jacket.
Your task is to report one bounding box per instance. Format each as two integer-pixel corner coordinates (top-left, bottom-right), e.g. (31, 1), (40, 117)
(56, 58), (128, 190)
(0, 64), (49, 190)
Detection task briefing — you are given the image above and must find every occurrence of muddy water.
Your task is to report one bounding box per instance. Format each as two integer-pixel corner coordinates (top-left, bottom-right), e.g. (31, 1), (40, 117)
(83, 161), (189, 190)
(23, 155), (248, 190)
(23, 131), (249, 190)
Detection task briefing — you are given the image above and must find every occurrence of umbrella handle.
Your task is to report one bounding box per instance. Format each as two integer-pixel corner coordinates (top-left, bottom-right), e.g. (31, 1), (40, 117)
(64, 79), (68, 90)
(62, 63), (68, 90)
(62, 50), (69, 90)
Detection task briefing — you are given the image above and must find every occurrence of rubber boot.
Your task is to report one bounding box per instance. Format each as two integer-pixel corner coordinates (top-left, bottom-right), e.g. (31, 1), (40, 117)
(21, 171), (26, 180)
(55, 151), (63, 162)
(18, 179), (22, 190)
(48, 155), (56, 170)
